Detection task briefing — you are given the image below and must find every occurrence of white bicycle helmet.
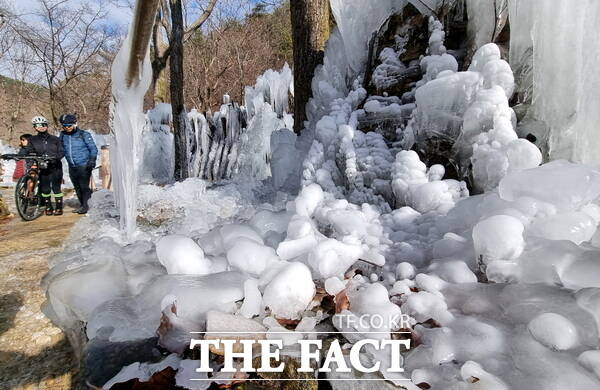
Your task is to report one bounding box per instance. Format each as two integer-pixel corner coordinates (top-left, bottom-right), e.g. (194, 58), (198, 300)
(31, 115), (49, 126)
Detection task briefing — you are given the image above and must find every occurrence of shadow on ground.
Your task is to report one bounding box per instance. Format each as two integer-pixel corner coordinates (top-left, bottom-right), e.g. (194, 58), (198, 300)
(0, 292), (78, 389)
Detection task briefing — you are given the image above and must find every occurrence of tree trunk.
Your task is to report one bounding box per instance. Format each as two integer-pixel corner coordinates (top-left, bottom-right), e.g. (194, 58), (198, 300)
(152, 67), (169, 103)
(290, 0), (330, 134)
(170, 0), (189, 181)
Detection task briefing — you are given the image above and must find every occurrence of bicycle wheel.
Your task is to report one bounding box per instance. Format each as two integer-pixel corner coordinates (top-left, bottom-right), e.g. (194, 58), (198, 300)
(15, 175), (43, 221)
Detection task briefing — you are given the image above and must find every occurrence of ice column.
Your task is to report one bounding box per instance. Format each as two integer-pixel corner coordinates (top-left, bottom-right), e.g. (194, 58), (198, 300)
(109, 6), (154, 239)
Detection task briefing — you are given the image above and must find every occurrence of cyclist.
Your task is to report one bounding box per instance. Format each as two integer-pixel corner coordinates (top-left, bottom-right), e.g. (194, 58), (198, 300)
(59, 113), (97, 214)
(19, 116), (65, 216)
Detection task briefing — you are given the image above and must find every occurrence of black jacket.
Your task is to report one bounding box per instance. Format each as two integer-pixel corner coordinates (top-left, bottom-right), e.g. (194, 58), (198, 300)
(20, 132), (64, 162)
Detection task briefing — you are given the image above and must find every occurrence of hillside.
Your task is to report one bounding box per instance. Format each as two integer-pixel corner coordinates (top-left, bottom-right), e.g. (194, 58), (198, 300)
(0, 75), (50, 146)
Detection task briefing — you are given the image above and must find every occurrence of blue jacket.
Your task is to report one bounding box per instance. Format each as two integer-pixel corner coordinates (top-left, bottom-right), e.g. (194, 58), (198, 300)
(60, 128), (98, 167)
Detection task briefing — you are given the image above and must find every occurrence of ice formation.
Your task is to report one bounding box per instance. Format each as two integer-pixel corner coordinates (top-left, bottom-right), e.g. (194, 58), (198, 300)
(469, 0), (600, 164)
(42, 1), (600, 389)
(0, 140), (16, 185)
(109, 9), (154, 239)
(139, 64), (293, 186)
(141, 103), (174, 185)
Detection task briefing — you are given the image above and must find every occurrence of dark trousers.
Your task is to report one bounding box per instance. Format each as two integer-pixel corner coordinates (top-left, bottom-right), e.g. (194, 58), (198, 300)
(69, 165), (92, 208)
(39, 165), (63, 196)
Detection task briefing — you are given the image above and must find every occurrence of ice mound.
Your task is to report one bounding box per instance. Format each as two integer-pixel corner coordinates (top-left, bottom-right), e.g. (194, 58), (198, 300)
(47, 256), (130, 330)
(262, 262), (315, 320)
(137, 179), (255, 236)
(308, 238), (364, 279)
(156, 235), (213, 275)
(334, 281), (403, 339)
(457, 361), (509, 390)
(392, 150), (468, 213)
(226, 238), (280, 276)
(472, 215), (525, 263)
(499, 160), (600, 211)
(239, 278), (263, 318)
(578, 350), (600, 379)
(86, 271), (246, 342)
(413, 71), (482, 145)
(372, 47), (407, 90)
(528, 211), (597, 244)
(528, 313), (579, 350)
(408, 37), (539, 191)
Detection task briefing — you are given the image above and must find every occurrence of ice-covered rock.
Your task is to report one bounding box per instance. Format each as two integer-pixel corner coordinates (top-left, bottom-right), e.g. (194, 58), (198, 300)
(395, 262), (416, 280)
(103, 354), (181, 389)
(527, 313), (579, 350)
(226, 238), (280, 276)
(561, 251), (600, 290)
(325, 277), (347, 296)
(578, 350), (600, 379)
(403, 291), (453, 325)
(156, 235), (213, 275)
(295, 183), (325, 217)
(204, 311), (267, 354)
(220, 224), (264, 250)
(499, 161), (600, 211)
(528, 211), (597, 244)
(472, 215), (524, 263)
(372, 47), (406, 90)
(47, 257), (130, 330)
(392, 150), (465, 213)
(457, 360), (509, 390)
(239, 278), (263, 318)
(307, 238), (363, 279)
(262, 262), (315, 319)
(86, 272), (246, 342)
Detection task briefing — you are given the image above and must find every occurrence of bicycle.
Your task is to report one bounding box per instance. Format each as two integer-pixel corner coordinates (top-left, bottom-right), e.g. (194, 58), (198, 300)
(0, 154), (56, 221)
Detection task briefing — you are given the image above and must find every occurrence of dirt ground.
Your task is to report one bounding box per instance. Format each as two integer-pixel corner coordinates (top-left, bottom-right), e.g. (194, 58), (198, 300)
(0, 187), (81, 390)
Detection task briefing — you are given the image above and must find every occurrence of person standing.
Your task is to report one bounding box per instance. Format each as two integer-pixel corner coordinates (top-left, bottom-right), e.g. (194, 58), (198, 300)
(99, 145), (111, 189)
(20, 116), (64, 215)
(12, 133), (32, 182)
(59, 113), (98, 214)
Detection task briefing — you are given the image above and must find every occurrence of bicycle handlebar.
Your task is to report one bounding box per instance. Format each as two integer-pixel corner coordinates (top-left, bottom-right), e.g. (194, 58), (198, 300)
(0, 154), (56, 162)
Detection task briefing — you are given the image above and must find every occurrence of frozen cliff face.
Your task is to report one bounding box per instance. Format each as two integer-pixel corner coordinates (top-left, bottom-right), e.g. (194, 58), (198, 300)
(469, 0), (600, 165)
(410, 24), (539, 192)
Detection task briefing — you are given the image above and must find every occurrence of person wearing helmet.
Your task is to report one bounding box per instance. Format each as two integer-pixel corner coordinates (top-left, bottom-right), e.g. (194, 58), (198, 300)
(59, 113), (98, 214)
(20, 116), (65, 215)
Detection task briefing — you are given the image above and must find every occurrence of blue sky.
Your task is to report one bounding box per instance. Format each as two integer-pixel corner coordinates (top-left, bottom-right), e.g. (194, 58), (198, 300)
(12, 0), (132, 28)
(11, 0), (266, 28)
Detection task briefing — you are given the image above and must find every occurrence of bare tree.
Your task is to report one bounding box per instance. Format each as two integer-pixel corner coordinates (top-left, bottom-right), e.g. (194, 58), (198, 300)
(150, 0), (217, 103)
(170, 0), (190, 180)
(290, 0), (329, 134)
(6, 0), (115, 125)
(183, 0), (291, 111)
(0, 45), (47, 143)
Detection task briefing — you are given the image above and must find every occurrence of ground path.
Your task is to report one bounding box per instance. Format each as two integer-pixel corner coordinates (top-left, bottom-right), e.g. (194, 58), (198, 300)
(0, 187), (81, 390)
